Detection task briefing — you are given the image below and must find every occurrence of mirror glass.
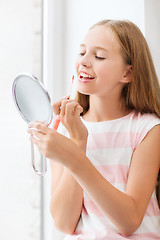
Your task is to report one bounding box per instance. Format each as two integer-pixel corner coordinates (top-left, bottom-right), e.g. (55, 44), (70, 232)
(12, 73), (53, 125)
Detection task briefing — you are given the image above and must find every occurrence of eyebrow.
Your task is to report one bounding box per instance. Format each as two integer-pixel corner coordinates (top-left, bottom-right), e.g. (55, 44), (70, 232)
(80, 44), (109, 52)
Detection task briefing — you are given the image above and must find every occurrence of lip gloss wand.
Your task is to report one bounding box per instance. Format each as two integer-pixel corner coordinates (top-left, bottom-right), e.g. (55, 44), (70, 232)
(53, 75), (74, 130)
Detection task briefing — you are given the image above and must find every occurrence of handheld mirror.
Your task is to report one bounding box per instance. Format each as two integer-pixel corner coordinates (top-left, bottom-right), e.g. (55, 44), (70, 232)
(12, 73), (53, 176)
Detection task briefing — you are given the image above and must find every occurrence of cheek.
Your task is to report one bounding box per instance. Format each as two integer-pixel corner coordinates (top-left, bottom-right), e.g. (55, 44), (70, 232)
(96, 64), (111, 80)
(97, 62), (123, 81)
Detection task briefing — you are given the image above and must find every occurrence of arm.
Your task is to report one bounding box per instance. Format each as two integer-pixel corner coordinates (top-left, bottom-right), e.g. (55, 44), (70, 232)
(49, 100), (88, 234)
(50, 161), (83, 234)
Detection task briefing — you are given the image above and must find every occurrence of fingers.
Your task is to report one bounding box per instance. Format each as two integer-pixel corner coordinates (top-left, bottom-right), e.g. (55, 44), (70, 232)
(27, 127), (45, 141)
(60, 99), (68, 116)
(29, 134), (41, 146)
(53, 96), (70, 115)
(54, 99), (76, 117)
(65, 102), (79, 117)
(74, 105), (83, 117)
(60, 100), (77, 117)
(28, 121), (49, 134)
(27, 121), (62, 160)
(53, 98), (83, 123)
(53, 99), (61, 115)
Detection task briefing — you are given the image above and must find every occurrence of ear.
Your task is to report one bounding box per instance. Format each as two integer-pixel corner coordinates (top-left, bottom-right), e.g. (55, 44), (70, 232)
(121, 65), (132, 84)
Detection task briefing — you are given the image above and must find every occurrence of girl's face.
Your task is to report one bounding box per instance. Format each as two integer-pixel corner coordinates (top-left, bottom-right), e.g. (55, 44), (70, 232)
(75, 26), (129, 97)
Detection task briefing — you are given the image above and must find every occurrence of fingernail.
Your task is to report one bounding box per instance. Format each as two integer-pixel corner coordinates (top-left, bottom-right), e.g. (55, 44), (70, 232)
(62, 95), (70, 100)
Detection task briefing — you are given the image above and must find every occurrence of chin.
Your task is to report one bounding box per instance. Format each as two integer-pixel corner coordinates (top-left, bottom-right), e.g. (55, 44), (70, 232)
(78, 89), (90, 95)
(77, 85), (96, 95)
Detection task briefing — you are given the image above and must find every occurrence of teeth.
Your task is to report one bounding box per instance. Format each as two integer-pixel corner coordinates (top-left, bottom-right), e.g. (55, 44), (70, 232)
(80, 73), (94, 78)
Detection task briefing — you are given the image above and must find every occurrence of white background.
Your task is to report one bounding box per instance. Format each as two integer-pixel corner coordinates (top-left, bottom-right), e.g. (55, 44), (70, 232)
(0, 0), (159, 240)
(0, 0), (42, 240)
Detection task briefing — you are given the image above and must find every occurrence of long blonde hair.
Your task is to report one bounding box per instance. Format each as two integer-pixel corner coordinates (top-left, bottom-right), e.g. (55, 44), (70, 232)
(76, 20), (160, 207)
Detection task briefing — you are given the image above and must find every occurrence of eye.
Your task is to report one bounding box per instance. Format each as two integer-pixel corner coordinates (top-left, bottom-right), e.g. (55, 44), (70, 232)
(79, 52), (85, 56)
(95, 56), (105, 60)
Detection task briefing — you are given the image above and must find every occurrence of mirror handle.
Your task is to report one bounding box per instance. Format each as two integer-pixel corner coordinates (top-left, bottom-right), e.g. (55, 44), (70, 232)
(31, 142), (47, 176)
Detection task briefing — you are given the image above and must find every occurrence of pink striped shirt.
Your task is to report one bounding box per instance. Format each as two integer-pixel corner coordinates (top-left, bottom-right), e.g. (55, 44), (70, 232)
(59, 110), (160, 240)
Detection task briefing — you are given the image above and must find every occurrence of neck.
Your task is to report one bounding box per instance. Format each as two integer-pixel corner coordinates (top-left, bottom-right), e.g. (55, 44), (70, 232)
(83, 94), (130, 122)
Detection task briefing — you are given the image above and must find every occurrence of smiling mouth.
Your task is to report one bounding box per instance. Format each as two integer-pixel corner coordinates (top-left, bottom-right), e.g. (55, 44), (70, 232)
(78, 73), (95, 82)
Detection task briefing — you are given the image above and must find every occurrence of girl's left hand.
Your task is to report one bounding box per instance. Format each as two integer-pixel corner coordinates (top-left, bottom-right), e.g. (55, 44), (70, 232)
(27, 122), (77, 165)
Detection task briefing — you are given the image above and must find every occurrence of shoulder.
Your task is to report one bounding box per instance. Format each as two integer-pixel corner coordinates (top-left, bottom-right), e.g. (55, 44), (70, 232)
(131, 111), (160, 150)
(132, 110), (160, 127)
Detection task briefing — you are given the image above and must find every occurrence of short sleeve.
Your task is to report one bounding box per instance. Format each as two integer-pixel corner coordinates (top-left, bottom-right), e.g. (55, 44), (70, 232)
(133, 113), (160, 150)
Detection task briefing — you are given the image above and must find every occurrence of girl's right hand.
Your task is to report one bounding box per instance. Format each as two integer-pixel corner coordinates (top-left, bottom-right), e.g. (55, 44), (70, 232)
(53, 98), (88, 147)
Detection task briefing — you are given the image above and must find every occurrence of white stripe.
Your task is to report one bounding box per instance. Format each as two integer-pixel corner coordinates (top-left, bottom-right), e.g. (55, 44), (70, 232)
(81, 115), (133, 133)
(86, 148), (132, 166)
(135, 215), (160, 234)
(79, 211), (160, 235)
(78, 211), (119, 233)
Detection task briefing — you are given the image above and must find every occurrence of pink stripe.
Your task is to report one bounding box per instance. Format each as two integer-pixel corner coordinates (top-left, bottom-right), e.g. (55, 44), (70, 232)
(127, 232), (160, 239)
(87, 132), (131, 149)
(83, 199), (105, 217)
(96, 165), (129, 184)
(69, 230), (160, 239)
(87, 130), (149, 151)
(145, 198), (160, 217)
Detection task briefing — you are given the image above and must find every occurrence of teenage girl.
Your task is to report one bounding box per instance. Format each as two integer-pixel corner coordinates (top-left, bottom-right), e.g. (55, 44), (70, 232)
(28, 20), (160, 239)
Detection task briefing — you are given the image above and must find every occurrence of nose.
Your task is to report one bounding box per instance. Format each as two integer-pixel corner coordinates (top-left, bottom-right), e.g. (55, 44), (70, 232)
(79, 53), (92, 68)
